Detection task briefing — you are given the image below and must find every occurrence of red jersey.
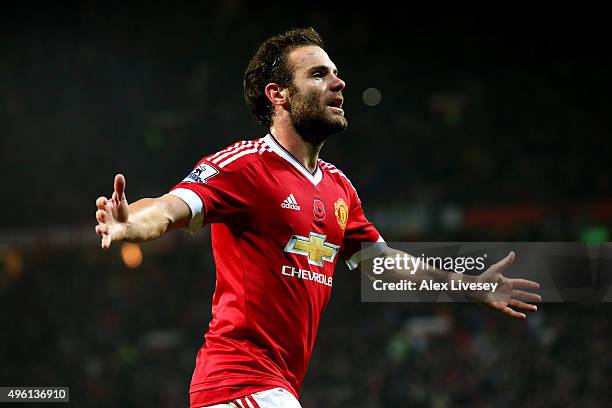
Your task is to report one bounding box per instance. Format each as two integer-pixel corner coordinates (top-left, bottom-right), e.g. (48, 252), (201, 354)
(169, 134), (384, 407)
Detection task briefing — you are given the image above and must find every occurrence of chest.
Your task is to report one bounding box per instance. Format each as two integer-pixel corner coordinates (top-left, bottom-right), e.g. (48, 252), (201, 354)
(252, 171), (349, 248)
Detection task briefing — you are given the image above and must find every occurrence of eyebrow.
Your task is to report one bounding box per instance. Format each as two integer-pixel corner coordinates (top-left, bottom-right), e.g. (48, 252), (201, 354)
(306, 65), (339, 76)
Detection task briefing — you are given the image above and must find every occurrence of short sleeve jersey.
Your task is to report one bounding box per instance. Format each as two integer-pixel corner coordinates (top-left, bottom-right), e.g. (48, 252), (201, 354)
(170, 134), (384, 407)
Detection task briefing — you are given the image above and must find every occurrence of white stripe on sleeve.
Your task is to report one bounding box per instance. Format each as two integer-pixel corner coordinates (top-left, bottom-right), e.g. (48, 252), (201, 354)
(169, 188), (204, 233)
(346, 236), (387, 270)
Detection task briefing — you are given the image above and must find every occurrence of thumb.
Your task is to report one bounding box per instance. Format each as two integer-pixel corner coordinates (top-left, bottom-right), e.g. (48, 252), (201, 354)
(493, 251), (515, 272)
(114, 174), (126, 201)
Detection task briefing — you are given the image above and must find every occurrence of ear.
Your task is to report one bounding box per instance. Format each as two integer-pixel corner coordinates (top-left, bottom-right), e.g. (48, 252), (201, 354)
(264, 83), (289, 107)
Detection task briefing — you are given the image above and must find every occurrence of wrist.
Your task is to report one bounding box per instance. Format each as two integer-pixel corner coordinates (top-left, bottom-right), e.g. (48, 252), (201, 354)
(445, 271), (476, 302)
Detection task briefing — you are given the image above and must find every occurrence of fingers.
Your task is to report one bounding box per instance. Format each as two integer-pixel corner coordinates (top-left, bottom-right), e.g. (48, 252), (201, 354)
(96, 196), (108, 210)
(512, 289), (542, 303)
(114, 174), (126, 202)
(96, 208), (111, 249)
(101, 233), (112, 250)
(502, 306), (526, 319)
(96, 175), (126, 251)
(510, 278), (540, 290)
(509, 299), (537, 312)
(97, 181), (121, 250)
(96, 209), (107, 223)
(95, 224), (107, 236)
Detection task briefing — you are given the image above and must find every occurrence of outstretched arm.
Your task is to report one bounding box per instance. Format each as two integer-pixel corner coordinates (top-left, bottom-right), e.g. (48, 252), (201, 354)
(94, 174), (192, 250)
(362, 246), (541, 319)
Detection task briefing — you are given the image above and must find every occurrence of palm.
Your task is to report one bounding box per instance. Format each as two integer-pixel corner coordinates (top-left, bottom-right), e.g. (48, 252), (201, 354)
(473, 252), (541, 319)
(95, 174), (129, 250)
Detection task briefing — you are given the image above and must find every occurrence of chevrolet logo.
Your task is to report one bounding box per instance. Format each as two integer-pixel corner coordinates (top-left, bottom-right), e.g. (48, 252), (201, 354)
(284, 232), (340, 267)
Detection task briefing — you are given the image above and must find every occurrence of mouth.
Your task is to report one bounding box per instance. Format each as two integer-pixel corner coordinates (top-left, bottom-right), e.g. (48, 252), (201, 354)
(327, 97), (344, 115)
(327, 97), (343, 108)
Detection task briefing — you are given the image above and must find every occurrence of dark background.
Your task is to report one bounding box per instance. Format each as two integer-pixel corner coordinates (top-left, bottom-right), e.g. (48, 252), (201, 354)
(1, 3), (611, 407)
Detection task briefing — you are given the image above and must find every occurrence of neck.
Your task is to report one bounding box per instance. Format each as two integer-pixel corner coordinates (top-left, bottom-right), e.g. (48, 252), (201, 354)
(269, 122), (322, 174)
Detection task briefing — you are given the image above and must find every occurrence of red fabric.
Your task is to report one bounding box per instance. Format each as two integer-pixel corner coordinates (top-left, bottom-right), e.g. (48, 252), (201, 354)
(172, 136), (380, 407)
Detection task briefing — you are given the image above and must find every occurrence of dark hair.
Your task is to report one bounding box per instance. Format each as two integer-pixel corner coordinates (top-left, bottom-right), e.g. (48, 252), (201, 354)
(244, 27), (324, 128)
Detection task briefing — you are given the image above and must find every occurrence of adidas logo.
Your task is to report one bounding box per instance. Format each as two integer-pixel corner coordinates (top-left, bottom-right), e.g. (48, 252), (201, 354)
(281, 193), (301, 211)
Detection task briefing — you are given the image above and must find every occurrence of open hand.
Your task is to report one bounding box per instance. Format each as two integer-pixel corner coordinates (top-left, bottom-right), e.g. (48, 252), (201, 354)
(95, 174), (129, 250)
(472, 252), (541, 319)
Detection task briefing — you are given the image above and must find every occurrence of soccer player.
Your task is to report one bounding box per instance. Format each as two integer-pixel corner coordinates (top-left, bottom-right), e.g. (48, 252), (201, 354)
(94, 28), (540, 408)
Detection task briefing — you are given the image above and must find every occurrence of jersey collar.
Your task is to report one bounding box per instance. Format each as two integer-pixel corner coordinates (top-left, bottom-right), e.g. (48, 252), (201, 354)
(264, 134), (323, 186)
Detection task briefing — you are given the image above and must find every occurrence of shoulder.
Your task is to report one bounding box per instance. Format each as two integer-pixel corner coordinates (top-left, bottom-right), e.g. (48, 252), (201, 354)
(196, 137), (271, 175)
(319, 159), (366, 206)
(318, 159), (357, 191)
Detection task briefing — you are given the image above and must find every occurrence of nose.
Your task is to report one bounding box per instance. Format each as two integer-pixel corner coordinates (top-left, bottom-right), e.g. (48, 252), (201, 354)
(330, 74), (345, 92)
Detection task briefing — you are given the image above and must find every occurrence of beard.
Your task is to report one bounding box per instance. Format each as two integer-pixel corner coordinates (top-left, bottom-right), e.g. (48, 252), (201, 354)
(287, 86), (348, 146)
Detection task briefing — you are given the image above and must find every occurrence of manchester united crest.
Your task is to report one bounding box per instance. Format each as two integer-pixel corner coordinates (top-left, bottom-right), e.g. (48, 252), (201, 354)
(334, 198), (348, 230)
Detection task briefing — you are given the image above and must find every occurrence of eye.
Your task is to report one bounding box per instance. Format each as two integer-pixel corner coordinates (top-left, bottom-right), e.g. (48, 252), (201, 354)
(312, 72), (324, 79)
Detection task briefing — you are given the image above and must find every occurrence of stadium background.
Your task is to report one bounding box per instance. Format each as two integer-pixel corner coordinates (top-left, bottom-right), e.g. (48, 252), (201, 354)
(1, 3), (611, 407)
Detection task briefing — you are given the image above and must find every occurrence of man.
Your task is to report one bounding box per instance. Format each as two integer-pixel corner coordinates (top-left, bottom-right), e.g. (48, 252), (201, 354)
(95, 28), (540, 408)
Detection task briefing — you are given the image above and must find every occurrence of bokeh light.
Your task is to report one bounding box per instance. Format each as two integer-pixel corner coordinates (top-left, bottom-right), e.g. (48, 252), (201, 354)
(121, 243), (143, 269)
(362, 87), (382, 106)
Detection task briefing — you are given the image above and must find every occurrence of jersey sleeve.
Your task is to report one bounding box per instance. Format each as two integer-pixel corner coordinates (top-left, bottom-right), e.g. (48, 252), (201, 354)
(342, 182), (386, 270)
(168, 151), (256, 232)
